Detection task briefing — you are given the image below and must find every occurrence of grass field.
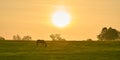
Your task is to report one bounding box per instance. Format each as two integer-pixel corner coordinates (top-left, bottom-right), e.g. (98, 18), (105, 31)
(0, 40), (120, 60)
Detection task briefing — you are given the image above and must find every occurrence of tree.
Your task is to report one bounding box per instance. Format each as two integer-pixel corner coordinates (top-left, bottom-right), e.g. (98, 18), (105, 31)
(97, 27), (107, 41)
(0, 36), (5, 40)
(50, 34), (56, 41)
(97, 27), (119, 41)
(13, 34), (21, 40)
(50, 34), (66, 41)
(22, 35), (32, 40)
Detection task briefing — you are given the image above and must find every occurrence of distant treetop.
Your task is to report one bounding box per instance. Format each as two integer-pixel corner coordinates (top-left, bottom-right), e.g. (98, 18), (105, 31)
(97, 27), (120, 41)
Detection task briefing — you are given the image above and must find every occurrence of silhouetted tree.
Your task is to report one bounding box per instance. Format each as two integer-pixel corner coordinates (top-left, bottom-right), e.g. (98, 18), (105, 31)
(97, 27), (119, 41)
(22, 35), (32, 40)
(50, 34), (56, 41)
(97, 27), (108, 41)
(13, 34), (21, 40)
(50, 34), (66, 41)
(0, 36), (5, 40)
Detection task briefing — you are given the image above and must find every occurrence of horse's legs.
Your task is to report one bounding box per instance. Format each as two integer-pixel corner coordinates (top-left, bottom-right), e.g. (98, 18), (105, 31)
(41, 41), (47, 47)
(44, 42), (47, 47)
(36, 42), (39, 46)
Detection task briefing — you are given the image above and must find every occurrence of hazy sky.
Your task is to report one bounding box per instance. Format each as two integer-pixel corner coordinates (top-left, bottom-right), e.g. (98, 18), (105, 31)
(0, 0), (120, 40)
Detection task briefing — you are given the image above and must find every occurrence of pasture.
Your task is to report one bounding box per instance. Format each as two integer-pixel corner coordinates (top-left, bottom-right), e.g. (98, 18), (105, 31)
(0, 40), (120, 60)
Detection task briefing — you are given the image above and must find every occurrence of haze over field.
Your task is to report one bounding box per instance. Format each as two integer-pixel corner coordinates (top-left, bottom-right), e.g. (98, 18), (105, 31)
(0, 0), (120, 40)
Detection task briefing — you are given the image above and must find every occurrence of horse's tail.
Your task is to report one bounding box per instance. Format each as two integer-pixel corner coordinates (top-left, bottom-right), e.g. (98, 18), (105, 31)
(36, 40), (39, 46)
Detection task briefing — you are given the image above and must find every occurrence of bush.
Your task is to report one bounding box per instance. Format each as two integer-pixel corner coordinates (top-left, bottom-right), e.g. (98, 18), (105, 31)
(22, 36), (32, 40)
(86, 39), (93, 41)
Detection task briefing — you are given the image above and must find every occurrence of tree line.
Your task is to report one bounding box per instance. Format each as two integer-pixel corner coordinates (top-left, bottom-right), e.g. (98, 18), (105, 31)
(0, 27), (120, 41)
(0, 35), (32, 40)
(0, 34), (66, 41)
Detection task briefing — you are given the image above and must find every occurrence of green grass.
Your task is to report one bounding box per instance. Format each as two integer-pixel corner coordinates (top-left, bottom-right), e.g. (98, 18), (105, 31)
(0, 40), (120, 60)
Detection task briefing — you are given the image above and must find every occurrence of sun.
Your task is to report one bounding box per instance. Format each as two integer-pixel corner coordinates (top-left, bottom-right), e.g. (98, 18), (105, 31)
(52, 11), (71, 28)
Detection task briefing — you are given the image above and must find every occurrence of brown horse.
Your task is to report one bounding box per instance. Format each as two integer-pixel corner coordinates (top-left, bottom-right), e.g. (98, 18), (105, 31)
(36, 40), (47, 47)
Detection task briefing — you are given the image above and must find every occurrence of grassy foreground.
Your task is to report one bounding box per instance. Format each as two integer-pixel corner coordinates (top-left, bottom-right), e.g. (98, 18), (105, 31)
(0, 40), (120, 60)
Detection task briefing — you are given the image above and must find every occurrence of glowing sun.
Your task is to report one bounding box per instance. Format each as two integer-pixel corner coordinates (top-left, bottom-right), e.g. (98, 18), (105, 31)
(52, 11), (71, 28)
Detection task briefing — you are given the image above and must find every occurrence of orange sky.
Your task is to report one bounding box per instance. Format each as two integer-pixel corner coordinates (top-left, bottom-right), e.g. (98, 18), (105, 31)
(0, 0), (120, 40)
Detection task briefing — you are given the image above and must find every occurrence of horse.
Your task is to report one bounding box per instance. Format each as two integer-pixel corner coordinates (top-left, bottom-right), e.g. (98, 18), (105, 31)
(36, 40), (47, 47)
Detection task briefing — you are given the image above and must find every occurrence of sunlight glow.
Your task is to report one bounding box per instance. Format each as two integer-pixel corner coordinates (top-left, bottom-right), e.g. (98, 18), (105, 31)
(52, 11), (71, 28)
